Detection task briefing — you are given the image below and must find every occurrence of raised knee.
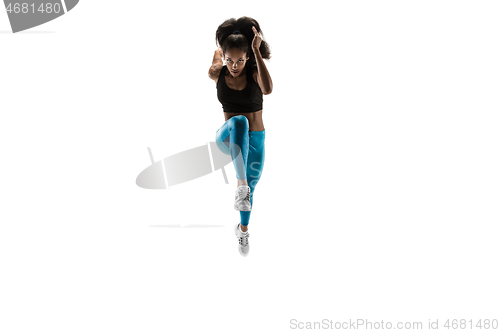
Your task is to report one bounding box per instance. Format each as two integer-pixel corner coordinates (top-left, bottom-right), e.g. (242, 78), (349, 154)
(230, 115), (249, 129)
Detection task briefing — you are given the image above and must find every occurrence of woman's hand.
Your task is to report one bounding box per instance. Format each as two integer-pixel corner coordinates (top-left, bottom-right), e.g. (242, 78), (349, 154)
(251, 26), (262, 52)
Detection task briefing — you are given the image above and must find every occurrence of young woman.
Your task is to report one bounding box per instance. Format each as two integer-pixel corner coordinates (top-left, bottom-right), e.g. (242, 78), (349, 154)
(208, 17), (272, 256)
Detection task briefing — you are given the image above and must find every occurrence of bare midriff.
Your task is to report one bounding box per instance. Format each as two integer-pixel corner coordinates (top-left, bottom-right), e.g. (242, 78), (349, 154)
(224, 110), (264, 131)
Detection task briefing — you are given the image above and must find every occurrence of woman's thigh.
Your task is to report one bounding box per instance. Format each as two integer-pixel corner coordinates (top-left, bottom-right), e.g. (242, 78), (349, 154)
(215, 121), (232, 155)
(215, 115), (250, 156)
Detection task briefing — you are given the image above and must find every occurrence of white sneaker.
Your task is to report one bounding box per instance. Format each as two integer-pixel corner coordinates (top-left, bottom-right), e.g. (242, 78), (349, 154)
(234, 185), (251, 211)
(234, 223), (250, 256)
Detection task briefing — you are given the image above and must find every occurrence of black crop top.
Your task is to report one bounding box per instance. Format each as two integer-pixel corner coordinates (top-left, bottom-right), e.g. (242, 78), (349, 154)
(216, 64), (263, 113)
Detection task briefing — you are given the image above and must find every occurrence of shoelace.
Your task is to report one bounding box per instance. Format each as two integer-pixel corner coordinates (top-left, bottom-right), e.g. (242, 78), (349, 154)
(238, 232), (250, 247)
(238, 187), (251, 204)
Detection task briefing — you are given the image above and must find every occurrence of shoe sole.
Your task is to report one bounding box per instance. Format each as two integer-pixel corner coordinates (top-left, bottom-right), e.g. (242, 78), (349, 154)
(234, 204), (251, 211)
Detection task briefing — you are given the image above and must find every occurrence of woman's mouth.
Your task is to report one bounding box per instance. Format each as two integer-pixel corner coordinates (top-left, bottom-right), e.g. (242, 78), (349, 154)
(232, 71), (239, 75)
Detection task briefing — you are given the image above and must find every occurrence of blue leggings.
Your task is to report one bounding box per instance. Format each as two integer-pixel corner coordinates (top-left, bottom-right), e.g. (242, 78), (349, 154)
(215, 115), (265, 226)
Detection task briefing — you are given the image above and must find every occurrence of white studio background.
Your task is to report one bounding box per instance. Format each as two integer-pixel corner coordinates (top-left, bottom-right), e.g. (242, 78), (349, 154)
(1, 1), (499, 332)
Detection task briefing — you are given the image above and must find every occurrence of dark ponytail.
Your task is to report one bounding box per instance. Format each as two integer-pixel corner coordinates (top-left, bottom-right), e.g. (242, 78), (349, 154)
(215, 16), (272, 69)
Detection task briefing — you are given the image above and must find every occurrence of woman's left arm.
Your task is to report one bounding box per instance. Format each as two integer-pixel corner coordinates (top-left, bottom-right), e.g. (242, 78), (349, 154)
(252, 26), (273, 95)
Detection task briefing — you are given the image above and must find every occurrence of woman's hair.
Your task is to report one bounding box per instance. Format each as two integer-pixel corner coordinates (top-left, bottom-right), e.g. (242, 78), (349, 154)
(215, 16), (272, 68)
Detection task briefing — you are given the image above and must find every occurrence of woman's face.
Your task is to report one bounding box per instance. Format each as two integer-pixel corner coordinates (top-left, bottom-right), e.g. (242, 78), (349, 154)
(223, 49), (249, 77)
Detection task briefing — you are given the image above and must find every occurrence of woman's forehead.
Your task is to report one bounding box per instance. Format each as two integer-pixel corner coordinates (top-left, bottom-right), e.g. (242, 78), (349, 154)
(225, 49), (246, 58)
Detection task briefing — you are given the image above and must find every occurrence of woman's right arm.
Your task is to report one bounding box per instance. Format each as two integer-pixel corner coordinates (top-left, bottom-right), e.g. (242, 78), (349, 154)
(208, 47), (223, 82)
